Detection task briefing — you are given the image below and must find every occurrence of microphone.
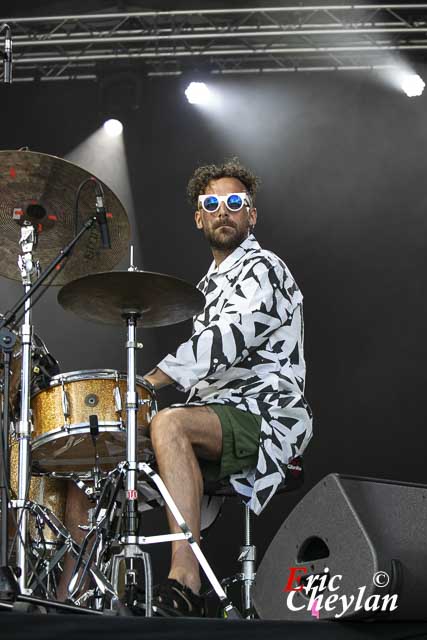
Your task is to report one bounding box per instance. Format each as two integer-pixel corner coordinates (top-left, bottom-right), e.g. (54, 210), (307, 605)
(1, 24), (12, 84)
(94, 180), (112, 249)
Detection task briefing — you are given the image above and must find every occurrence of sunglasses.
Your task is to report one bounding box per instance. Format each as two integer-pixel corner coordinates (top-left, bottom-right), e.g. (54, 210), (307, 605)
(198, 192), (252, 214)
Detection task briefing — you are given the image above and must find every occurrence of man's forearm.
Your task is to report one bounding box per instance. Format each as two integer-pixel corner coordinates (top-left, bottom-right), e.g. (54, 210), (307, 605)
(144, 367), (174, 390)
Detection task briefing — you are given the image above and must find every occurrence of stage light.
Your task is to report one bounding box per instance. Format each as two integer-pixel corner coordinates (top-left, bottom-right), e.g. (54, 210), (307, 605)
(185, 82), (211, 105)
(103, 118), (123, 137)
(401, 73), (425, 97)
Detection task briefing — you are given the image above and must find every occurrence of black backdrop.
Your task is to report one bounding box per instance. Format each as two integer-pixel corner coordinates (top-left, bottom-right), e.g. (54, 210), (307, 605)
(1, 65), (427, 587)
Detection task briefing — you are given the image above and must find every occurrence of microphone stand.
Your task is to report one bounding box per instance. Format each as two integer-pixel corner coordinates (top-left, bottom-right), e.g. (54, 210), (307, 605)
(0, 211), (107, 608)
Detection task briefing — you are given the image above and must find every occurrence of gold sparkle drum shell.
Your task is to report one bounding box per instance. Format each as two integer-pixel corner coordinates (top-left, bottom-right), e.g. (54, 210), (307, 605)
(9, 439), (67, 548)
(0, 314), (52, 414)
(30, 369), (155, 474)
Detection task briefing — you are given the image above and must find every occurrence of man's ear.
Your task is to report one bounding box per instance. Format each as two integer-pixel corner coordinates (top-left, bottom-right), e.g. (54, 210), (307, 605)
(194, 209), (203, 230)
(249, 207), (257, 229)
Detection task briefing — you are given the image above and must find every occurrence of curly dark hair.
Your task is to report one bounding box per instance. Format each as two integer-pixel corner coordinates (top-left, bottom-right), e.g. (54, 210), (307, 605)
(187, 157), (261, 208)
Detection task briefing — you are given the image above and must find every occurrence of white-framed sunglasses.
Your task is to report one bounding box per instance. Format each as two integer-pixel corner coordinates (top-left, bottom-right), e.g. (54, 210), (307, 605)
(198, 192), (252, 214)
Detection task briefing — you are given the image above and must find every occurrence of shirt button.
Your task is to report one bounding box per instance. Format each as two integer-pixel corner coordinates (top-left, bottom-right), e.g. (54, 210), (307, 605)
(213, 358), (219, 364)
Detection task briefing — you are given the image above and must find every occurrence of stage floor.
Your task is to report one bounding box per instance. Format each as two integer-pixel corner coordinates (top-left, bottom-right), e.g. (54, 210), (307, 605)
(3, 613), (427, 640)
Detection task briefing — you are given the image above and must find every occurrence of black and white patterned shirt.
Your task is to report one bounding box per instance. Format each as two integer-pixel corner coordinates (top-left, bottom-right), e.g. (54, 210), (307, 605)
(158, 234), (313, 514)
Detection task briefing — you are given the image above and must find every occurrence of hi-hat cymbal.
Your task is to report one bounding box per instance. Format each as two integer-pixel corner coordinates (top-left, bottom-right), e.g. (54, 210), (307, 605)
(0, 149), (130, 284)
(58, 270), (205, 327)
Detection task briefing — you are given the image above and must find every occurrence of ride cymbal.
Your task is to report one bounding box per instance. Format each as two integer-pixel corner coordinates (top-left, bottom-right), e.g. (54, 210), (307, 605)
(0, 149), (130, 284)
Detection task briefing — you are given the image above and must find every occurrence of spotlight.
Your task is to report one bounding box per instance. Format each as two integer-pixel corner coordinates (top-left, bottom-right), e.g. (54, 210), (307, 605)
(185, 82), (211, 105)
(401, 74), (425, 98)
(103, 118), (123, 137)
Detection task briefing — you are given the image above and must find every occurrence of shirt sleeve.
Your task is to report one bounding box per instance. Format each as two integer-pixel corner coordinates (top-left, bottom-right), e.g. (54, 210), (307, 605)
(158, 258), (300, 392)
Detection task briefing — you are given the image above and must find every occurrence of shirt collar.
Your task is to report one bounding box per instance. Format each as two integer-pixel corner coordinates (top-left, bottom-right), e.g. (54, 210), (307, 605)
(206, 234), (261, 277)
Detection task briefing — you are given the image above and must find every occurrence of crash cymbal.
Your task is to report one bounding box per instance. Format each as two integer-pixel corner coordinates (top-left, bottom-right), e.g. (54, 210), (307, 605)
(58, 270), (205, 328)
(0, 149), (130, 285)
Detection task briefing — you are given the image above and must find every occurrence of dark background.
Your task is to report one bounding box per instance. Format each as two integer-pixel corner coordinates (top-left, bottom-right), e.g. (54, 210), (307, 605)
(1, 50), (427, 588)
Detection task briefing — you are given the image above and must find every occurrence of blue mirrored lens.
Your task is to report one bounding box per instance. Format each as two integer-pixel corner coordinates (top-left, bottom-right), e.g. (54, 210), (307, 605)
(227, 193), (243, 210)
(204, 195), (219, 212)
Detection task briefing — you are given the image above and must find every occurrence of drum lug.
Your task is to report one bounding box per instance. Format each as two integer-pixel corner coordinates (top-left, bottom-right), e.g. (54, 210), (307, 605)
(113, 385), (122, 413)
(61, 379), (70, 421)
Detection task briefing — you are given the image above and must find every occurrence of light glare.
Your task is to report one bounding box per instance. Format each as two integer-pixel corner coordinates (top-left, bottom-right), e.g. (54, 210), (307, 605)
(185, 82), (211, 105)
(401, 74), (425, 98)
(103, 118), (123, 137)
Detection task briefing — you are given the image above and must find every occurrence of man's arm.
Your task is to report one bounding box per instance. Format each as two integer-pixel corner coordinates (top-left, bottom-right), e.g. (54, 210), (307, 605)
(143, 366), (175, 390)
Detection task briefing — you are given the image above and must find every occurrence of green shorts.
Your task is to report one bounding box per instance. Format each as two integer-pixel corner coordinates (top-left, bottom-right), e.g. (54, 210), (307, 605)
(200, 404), (262, 481)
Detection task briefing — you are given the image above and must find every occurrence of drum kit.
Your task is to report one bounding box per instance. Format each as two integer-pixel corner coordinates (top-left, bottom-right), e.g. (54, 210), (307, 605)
(0, 150), (240, 617)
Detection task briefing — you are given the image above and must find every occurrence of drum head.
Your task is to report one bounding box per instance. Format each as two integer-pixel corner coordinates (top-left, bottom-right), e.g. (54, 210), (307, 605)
(32, 427), (153, 474)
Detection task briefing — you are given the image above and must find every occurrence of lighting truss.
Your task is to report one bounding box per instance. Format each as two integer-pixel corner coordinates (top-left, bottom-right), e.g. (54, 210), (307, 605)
(3, 4), (427, 81)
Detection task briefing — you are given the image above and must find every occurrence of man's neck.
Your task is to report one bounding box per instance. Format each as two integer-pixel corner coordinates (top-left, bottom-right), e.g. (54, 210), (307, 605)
(212, 247), (234, 267)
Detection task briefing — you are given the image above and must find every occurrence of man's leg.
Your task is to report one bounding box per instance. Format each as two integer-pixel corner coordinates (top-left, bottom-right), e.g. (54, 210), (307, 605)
(149, 406), (222, 595)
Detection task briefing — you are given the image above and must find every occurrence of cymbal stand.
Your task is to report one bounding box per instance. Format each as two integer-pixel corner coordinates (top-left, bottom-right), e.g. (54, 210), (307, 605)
(117, 299), (241, 618)
(1, 215), (107, 597)
(0, 327), (17, 600)
(15, 222), (39, 594)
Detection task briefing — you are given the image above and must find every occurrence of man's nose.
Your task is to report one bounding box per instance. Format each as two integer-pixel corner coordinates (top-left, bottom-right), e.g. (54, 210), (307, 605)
(217, 201), (229, 216)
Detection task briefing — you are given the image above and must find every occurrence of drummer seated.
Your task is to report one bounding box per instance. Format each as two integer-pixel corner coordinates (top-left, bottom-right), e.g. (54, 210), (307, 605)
(144, 376), (262, 617)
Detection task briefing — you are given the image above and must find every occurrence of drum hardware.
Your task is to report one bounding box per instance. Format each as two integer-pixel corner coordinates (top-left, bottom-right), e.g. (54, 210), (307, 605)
(0, 150), (130, 605)
(30, 371), (154, 474)
(0, 149), (240, 615)
(0, 326), (18, 601)
(58, 268), (242, 618)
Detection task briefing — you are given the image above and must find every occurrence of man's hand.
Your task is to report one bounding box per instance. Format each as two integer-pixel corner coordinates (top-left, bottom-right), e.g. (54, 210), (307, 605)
(143, 367), (174, 390)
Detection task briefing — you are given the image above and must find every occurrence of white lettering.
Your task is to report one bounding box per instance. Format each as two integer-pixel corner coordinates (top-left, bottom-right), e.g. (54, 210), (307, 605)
(328, 574), (342, 592)
(286, 590), (306, 612)
(334, 594), (355, 619)
(304, 574), (320, 593)
(380, 594), (398, 612)
(323, 594), (339, 612)
(354, 586), (366, 611)
(317, 572), (330, 591)
(364, 595), (381, 611)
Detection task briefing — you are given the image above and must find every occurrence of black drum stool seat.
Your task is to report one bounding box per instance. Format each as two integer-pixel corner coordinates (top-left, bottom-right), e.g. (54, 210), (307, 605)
(203, 457), (304, 618)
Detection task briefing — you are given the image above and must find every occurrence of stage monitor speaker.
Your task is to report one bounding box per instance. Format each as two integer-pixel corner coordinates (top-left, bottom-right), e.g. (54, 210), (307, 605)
(253, 473), (427, 621)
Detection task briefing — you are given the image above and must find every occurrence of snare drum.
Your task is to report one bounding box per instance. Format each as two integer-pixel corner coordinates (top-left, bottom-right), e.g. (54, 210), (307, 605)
(31, 369), (156, 474)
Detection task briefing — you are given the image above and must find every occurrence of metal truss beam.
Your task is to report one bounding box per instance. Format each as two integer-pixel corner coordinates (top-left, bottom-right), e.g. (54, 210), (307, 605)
(2, 4), (427, 81)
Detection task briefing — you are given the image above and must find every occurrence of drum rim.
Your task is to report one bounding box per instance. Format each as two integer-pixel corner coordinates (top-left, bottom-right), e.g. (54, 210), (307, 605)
(32, 422), (126, 451)
(31, 424), (153, 472)
(31, 368), (151, 397)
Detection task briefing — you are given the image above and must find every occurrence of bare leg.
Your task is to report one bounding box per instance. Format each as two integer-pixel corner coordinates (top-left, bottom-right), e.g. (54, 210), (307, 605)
(56, 480), (92, 601)
(150, 406), (222, 594)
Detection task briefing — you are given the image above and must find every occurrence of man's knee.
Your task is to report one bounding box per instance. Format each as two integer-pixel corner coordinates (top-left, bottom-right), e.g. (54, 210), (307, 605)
(150, 408), (186, 446)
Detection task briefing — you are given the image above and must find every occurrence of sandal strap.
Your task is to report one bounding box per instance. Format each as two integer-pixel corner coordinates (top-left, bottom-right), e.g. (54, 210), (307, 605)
(154, 579), (205, 617)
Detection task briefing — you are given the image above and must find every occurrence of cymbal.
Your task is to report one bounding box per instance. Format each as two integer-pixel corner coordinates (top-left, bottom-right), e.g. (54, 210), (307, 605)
(58, 270), (205, 327)
(0, 150), (130, 285)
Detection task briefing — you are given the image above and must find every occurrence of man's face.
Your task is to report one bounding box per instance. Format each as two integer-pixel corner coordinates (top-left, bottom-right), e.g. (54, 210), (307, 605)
(194, 177), (257, 252)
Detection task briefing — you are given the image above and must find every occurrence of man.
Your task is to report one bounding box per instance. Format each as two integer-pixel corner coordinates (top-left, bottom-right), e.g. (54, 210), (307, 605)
(143, 158), (313, 616)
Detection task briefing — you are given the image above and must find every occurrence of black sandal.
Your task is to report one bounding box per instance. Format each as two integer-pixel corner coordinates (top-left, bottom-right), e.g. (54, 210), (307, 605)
(152, 579), (206, 617)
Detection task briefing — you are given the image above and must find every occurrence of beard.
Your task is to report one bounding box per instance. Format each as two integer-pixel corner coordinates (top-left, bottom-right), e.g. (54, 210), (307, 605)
(203, 223), (249, 251)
